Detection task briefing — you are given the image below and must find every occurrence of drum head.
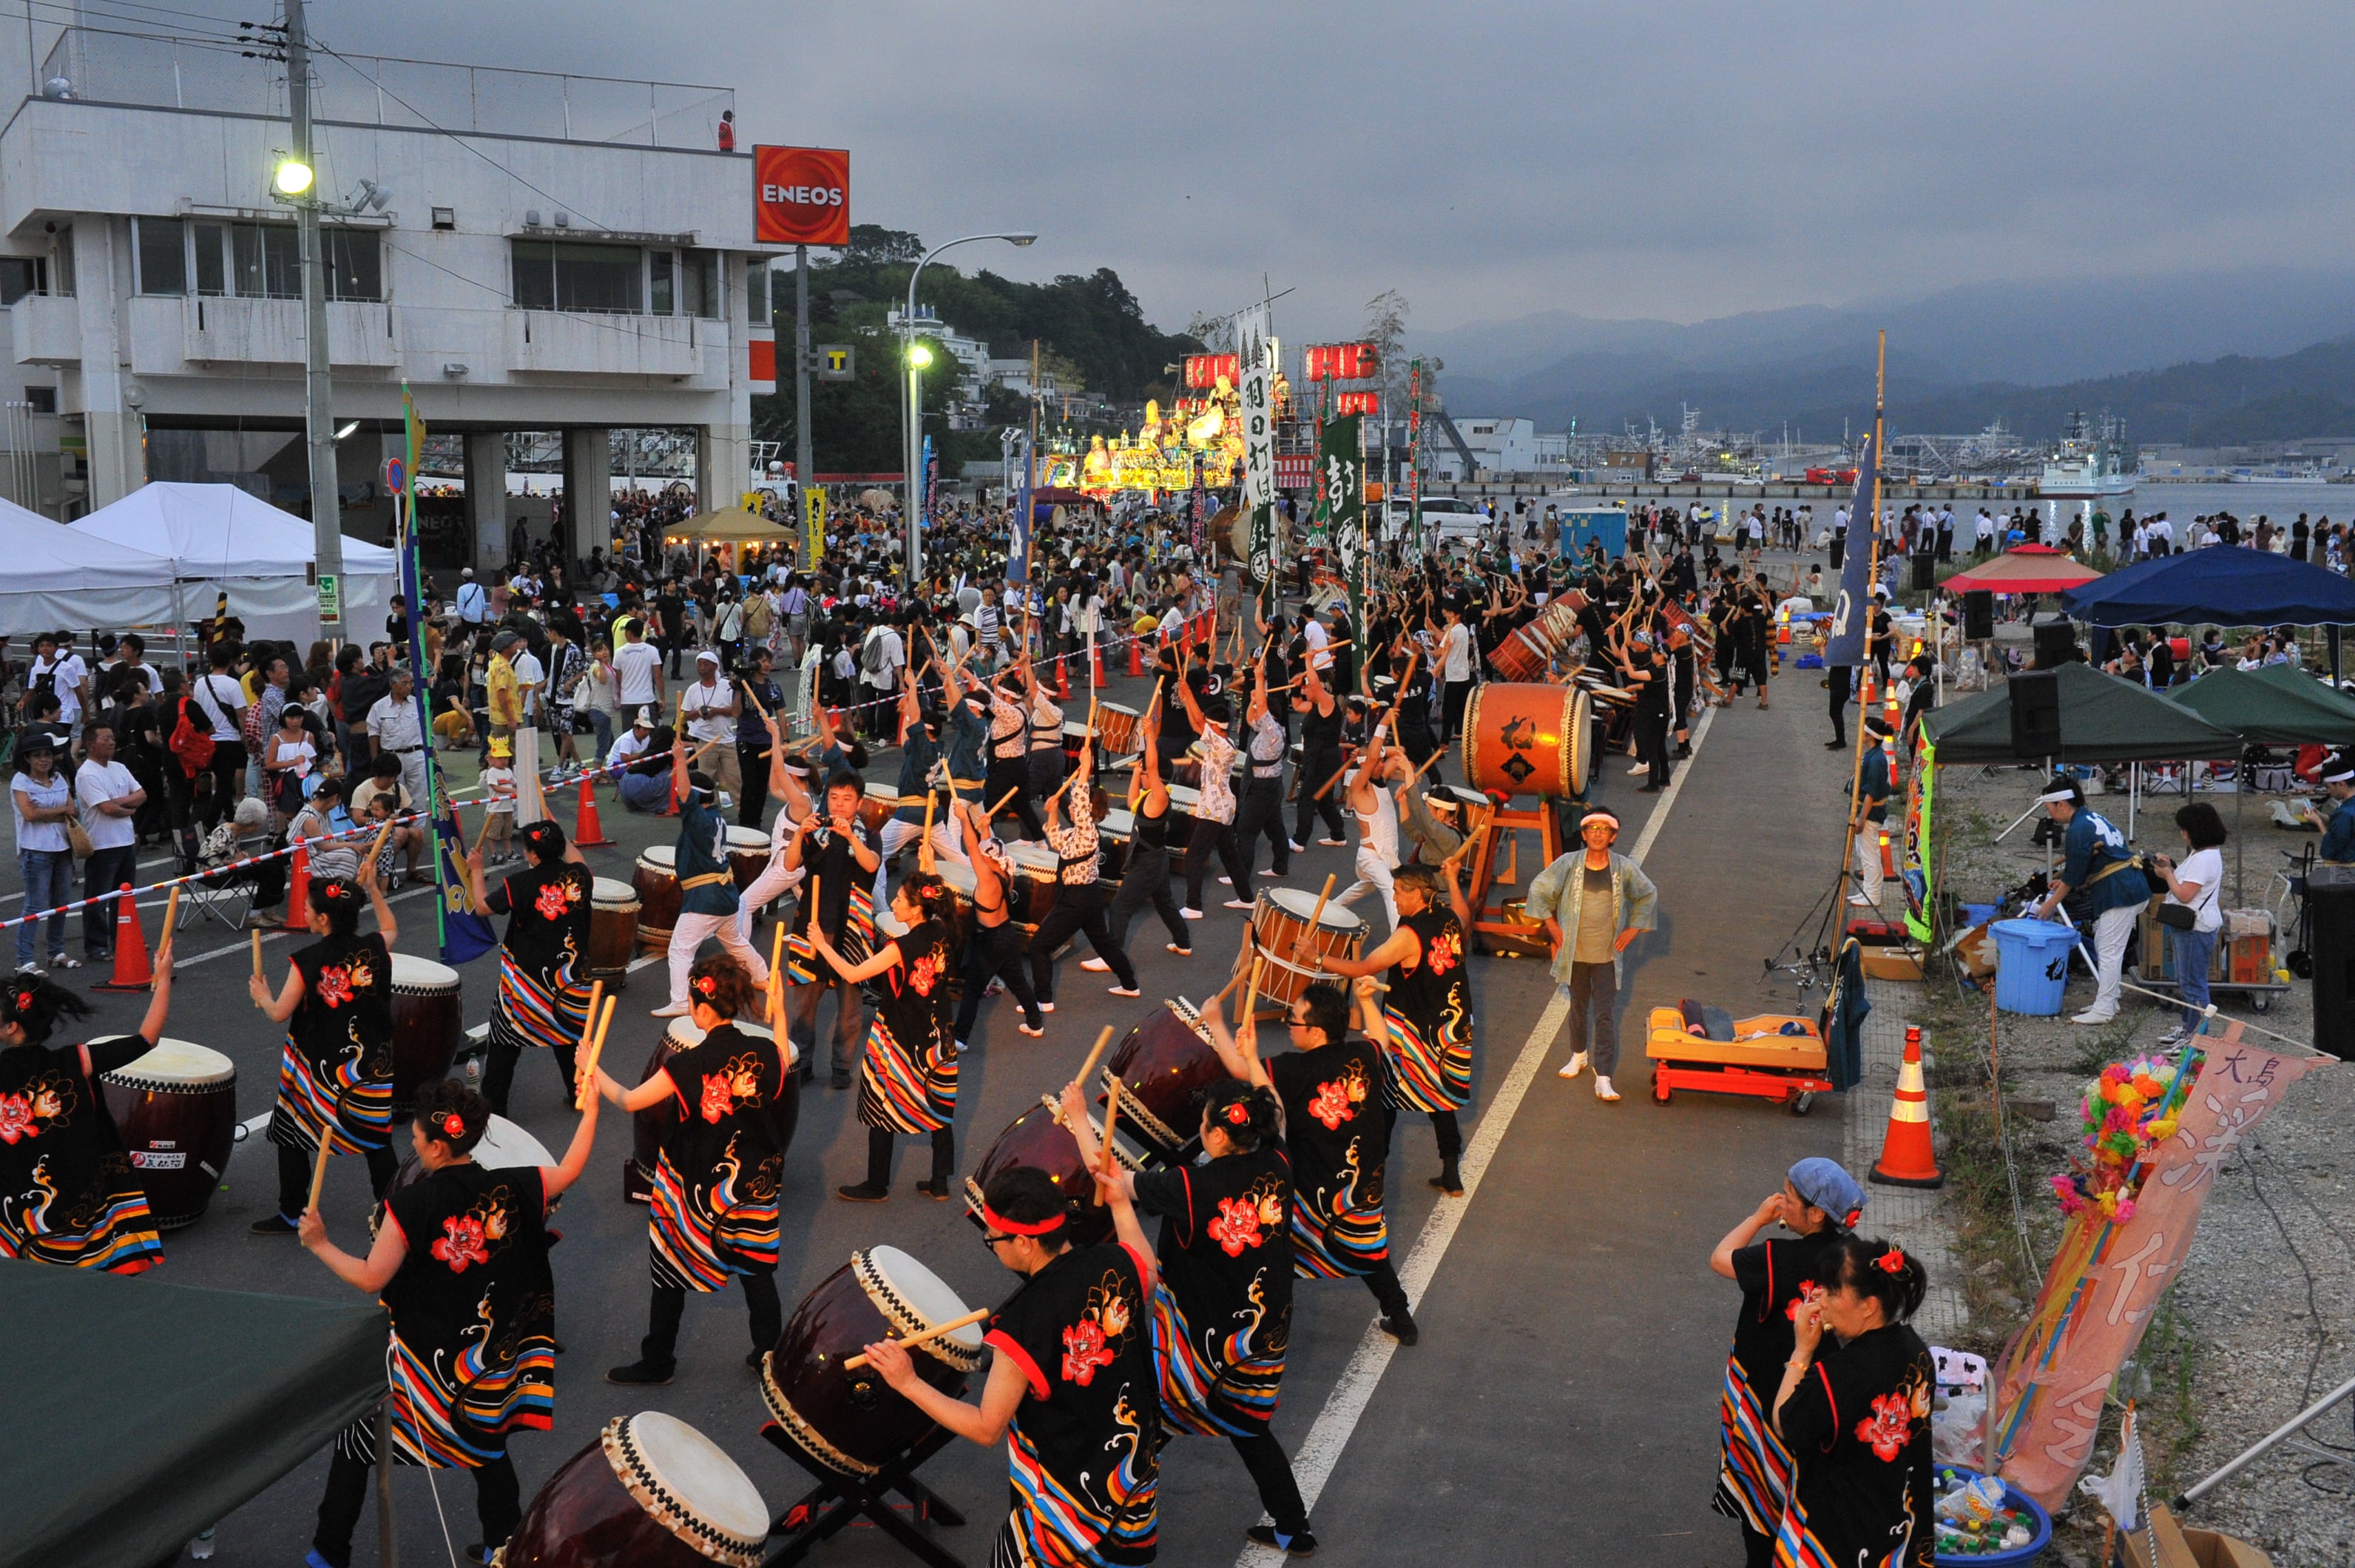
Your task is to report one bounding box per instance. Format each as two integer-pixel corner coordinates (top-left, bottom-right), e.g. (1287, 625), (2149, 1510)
(391, 953), (461, 989)
(103, 1037), (234, 1087)
(1569, 689), (1594, 797)
(474, 1113), (555, 1169)
(1008, 843), (1059, 876)
(592, 876), (639, 907)
(1265, 886), (1362, 930)
(865, 782), (899, 801)
(724, 827), (771, 852)
(932, 860), (977, 896)
(857, 1245), (984, 1358)
(1100, 702), (1138, 718)
(609, 1411), (769, 1564)
(1438, 785), (1488, 809)
(641, 845), (678, 871)
(1099, 808), (1135, 837)
(1166, 785), (1201, 810)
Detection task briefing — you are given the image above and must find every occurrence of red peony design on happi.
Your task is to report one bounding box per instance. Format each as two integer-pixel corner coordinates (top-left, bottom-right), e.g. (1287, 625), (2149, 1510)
(1061, 1317), (1115, 1385)
(1424, 929), (1461, 976)
(1209, 1194), (1266, 1257)
(314, 964), (354, 1009)
(1784, 1282), (1822, 1322)
(432, 1214), (491, 1273)
(0, 1091), (38, 1143)
(907, 951), (942, 997)
(700, 1072), (736, 1123)
(1856, 1391), (1913, 1462)
(1309, 1078), (1356, 1130)
(533, 881), (575, 921)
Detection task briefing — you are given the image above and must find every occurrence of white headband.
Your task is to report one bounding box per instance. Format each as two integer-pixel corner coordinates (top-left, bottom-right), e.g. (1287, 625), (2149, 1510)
(2326, 765), (2355, 785)
(2036, 787), (2078, 805)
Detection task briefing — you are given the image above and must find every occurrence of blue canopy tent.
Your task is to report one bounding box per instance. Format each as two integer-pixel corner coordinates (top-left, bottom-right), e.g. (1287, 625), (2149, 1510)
(2061, 549), (2355, 680)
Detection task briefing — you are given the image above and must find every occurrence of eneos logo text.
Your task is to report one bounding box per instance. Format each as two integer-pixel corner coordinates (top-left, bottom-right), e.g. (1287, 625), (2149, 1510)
(754, 146), (851, 246)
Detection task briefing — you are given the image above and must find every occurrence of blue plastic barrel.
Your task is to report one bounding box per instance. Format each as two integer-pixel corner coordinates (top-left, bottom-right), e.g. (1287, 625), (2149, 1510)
(1991, 919), (2075, 1016)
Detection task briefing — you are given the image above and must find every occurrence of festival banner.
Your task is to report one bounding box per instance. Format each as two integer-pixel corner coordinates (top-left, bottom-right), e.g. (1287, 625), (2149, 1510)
(922, 434), (937, 525)
(1991, 1035), (2317, 1509)
(396, 382), (448, 959)
(1237, 303), (1278, 614)
(1189, 456), (1208, 564)
(804, 485), (827, 564)
(1009, 434), (1033, 586)
(1823, 432), (1880, 667)
(1902, 739), (1936, 944)
(1323, 414), (1366, 669)
(1406, 357), (1425, 555)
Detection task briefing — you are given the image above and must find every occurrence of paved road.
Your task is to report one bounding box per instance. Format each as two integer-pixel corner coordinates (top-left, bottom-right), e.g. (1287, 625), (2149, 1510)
(32, 652), (1859, 1567)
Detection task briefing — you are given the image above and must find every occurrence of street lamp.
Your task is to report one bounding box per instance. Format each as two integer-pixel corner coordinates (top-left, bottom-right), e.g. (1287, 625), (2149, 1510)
(903, 232), (1036, 580)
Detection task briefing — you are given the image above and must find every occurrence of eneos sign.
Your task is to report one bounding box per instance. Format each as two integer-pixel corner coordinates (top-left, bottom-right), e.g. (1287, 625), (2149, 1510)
(754, 146), (849, 246)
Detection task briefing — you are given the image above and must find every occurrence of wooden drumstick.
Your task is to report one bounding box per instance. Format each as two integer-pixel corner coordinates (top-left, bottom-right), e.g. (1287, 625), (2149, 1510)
(1240, 954), (1265, 1030)
(575, 993), (616, 1111)
(842, 1306), (993, 1371)
(1073, 1025), (1116, 1096)
(1292, 874), (1337, 967)
(251, 927), (263, 981)
(159, 887), (180, 950)
(766, 920), (788, 1026)
(568, 978), (604, 1104)
(306, 1135), (334, 1214)
(1311, 747), (1362, 802)
(1098, 1078), (1124, 1185)
(919, 789), (938, 874)
(986, 785), (1024, 820)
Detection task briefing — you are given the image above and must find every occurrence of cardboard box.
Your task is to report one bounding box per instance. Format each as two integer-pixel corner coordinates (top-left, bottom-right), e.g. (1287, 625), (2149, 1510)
(2121, 1502), (2273, 1568)
(1859, 947), (1924, 980)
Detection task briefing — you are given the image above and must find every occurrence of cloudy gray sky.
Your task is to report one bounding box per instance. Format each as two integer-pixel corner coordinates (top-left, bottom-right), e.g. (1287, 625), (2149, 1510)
(298, 1), (2355, 345)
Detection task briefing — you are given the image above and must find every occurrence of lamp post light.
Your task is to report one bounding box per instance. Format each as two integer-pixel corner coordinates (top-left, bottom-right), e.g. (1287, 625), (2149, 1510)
(902, 232), (1035, 581)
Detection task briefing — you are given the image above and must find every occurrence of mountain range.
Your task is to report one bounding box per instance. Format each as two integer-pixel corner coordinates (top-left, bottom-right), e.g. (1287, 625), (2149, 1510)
(1419, 268), (2355, 445)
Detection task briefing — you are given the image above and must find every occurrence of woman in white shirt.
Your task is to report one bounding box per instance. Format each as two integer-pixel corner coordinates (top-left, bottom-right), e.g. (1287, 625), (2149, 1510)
(262, 706), (317, 822)
(2146, 801), (2226, 1045)
(10, 731), (78, 972)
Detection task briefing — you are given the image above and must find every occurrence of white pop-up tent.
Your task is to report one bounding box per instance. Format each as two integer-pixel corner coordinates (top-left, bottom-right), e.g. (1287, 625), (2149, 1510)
(0, 493), (179, 634)
(72, 483), (400, 646)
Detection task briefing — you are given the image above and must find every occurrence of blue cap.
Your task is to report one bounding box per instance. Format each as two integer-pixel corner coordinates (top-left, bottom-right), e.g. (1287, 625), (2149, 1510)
(1788, 1157), (1865, 1226)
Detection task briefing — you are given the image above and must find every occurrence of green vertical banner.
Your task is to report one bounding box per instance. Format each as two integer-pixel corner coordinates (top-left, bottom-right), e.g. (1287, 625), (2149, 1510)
(1323, 413), (1366, 674)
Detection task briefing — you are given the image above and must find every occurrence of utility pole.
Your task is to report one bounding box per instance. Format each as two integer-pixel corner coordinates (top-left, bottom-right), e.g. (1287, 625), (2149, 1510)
(282, 0), (344, 638)
(794, 243), (813, 564)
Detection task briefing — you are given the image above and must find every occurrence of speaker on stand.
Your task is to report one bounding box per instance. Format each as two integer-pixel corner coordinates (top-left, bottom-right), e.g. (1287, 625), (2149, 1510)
(1963, 589), (1994, 641)
(2010, 669), (2061, 755)
(2307, 866), (2355, 1059)
(2033, 621), (2079, 669)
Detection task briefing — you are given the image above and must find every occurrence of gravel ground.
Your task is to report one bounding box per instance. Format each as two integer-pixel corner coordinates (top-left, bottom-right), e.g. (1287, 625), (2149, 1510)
(1925, 746), (2355, 1567)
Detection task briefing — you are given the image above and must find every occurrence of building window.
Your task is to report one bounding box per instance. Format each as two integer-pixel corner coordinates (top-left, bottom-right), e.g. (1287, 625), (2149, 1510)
(53, 226), (74, 297)
(746, 259), (768, 324)
(178, 223), (381, 303)
(0, 256), (48, 305)
(511, 240), (642, 314)
(192, 222), (226, 296)
(323, 229), (382, 302)
(136, 217), (186, 295)
(683, 249), (720, 320)
(24, 385), (53, 413)
(649, 249), (674, 316)
(232, 221), (300, 300)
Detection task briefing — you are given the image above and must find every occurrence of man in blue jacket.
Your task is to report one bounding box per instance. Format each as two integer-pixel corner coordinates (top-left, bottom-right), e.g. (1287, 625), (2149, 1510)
(2030, 774), (2151, 1025)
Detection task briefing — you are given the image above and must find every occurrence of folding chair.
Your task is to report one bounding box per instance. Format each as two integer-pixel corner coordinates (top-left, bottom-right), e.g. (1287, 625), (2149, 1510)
(176, 828), (274, 934)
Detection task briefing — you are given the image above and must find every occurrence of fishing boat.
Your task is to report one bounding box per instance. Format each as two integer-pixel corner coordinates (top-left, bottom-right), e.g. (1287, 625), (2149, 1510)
(2038, 412), (2136, 502)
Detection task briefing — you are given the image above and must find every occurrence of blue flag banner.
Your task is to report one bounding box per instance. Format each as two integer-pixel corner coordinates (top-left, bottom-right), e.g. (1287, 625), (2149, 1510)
(1009, 436), (1032, 585)
(1825, 433), (1881, 668)
(434, 808), (500, 966)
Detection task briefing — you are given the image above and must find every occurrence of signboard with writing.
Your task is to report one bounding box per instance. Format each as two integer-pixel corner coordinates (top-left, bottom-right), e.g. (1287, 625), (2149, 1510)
(316, 572), (341, 626)
(753, 145), (850, 246)
(1236, 305), (1277, 612)
(804, 487), (826, 563)
(1302, 342), (1379, 382)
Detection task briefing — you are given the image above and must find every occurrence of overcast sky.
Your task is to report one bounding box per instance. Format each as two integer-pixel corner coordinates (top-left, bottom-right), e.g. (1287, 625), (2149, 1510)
(303, 1), (2354, 345)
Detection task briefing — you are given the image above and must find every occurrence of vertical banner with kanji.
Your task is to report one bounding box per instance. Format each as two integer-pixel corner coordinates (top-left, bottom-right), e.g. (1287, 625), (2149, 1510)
(1406, 357), (1425, 557)
(1324, 413), (1365, 669)
(1010, 433), (1033, 587)
(1237, 303), (1278, 615)
(804, 486), (827, 564)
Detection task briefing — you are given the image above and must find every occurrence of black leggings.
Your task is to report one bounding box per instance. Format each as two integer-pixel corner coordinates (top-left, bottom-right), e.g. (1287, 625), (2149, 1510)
(480, 1033), (578, 1118)
(1027, 883), (1135, 1001)
(314, 1446), (519, 1568)
(953, 918), (1043, 1039)
(276, 1140), (398, 1222)
(643, 1273), (784, 1371)
(1183, 814), (1249, 911)
(866, 1123), (954, 1189)
(1388, 1101), (1464, 1187)
(1106, 846), (1189, 952)
(985, 758), (1045, 839)
(1294, 746), (1348, 843)
(1231, 1428), (1310, 1535)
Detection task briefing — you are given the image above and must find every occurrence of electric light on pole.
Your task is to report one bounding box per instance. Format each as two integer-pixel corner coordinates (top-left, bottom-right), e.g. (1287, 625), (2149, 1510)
(901, 232), (1035, 580)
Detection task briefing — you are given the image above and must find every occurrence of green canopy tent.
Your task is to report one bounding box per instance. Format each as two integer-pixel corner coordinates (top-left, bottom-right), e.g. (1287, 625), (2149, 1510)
(2164, 660), (2355, 746)
(1919, 660), (2243, 765)
(0, 1260), (387, 1568)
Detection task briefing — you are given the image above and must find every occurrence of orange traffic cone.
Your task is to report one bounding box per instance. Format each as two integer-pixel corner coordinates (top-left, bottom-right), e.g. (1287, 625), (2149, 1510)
(1870, 1026), (1945, 1188)
(277, 842), (313, 933)
(574, 774), (615, 846)
(1091, 641), (1106, 686)
(1879, 825), (1897, 878)
(1128, 635), (1143, 677)
(92, 883), (155, 991)
(1055, 656), (1071, 700)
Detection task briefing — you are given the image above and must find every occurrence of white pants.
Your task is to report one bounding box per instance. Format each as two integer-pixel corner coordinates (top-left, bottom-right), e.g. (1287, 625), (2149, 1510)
(873, 815), (967, 908)
(670, 907), (769, 1006)
(734, 851), (807, 950)
(1853, 822), (1884, 905)
(1336, 850), (1398, 938)
(391, 751), (429, 820)
(513, 726), (545, 825)
(2081, 904), (2138, 1018)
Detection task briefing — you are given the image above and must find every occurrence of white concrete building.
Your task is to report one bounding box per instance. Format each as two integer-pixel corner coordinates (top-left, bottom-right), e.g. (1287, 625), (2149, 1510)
(0, 27), (777, 569)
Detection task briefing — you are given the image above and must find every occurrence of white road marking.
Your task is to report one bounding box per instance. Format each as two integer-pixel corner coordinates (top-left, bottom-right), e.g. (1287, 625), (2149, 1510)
(1234, 704), (1716, 1561)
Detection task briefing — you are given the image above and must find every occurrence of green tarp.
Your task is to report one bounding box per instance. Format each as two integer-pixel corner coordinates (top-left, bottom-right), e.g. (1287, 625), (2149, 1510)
(0, 1260), (386, 1568)
(2165, 661), (2355, 746)
(1919, 660), (2243, 763)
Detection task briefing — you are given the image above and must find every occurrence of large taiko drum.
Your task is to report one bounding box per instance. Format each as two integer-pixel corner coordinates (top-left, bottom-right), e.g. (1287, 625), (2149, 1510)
(872, 856), (974, 939)
(1009, 842), (1062, 930)
(588, 876), (640, 987)
(499, 1410), (769, 1568)
(1248, 887), (1365, 1007)
(97, 1037), (236, 1230)
(389, 954), (463, 1113)
(724, 826), (771, 891)
(1461, 682), (1592, 799)
(760, 1246), (987, 1478)
(962, 1097), (1155, 1248)
(859, 782), (900, 841)
(1100, 998), (1228, 1160)
(633, 845), (681, 951)
(1096, 702), (1142, 756)
(628, 1016), (798, 1203)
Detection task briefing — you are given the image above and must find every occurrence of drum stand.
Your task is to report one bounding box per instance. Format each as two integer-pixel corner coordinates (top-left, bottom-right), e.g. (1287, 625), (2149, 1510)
(1465, 800), (1563, 959)
(760, 1421), (968, 1568)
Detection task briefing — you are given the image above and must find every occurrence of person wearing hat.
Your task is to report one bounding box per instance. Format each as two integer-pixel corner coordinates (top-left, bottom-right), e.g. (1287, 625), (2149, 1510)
(652, 737), (770, 1018)
(2030, 775), (2151, 1025)
(608, 708), (669, 812)
(485, 628), (523, 784)
(680, 649), (741, 802)
(1708, 1158), (1865, 1568)
(2302, 750), (2355, 863)
(1847, 715), (1896, 908)
(1524, 805), (1659, 1104)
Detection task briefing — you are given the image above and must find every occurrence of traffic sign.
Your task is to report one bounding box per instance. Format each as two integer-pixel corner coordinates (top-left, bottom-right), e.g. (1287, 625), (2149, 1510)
(815, 343), (854, 381)
(316, 572), (341, 625)
(382, 456), (405, 493)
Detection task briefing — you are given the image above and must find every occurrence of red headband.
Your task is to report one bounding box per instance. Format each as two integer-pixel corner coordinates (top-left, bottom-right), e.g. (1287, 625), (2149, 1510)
(981, 1203), (1063, 1237)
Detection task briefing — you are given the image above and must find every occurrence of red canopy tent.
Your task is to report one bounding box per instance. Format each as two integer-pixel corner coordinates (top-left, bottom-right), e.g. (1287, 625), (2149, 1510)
(1943, 544), (2104, 595)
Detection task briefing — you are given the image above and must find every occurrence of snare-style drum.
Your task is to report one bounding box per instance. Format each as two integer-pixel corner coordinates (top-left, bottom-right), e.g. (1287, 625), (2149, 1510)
(1009, 842), (1064, 930)
(589, 877), (640, 987)
(1097, 701), (1142, 756)
(500, 1410), (769, 1568)
(761, 1247), (987, 1478)
(1249, 888), (1365, 1007)
(629, 1016), (798, 1203)
(724, 826), (771, 891)
(963, 1098), (1153, 1248)
(633, 845), (680, 951)
(1487, 624), (1554, 683)
(859, 782), (900, 840)
(389, 954), (464, 1113)
(1100, 997), (1227, 1160)
(97, 1038), (236, 1229)
(1425, 783), (1493, 835)
(1461, 682), (1592, 800)
(1061, 720), (1094, 770)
